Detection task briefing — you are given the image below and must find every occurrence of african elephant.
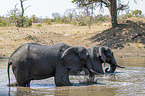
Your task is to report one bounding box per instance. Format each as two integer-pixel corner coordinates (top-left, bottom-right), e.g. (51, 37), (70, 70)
(7, 43), (98, 87)
(87, 46), (125, 74)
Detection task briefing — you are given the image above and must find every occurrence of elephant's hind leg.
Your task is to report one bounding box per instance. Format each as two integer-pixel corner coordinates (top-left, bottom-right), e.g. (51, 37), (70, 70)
(15, 61), (31, 87)
(26, 81), (30, 87)
(16, 76), (31, 87)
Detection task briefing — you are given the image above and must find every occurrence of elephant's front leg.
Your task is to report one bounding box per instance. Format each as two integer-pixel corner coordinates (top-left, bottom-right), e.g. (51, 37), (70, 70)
(55, 66), (72, 86)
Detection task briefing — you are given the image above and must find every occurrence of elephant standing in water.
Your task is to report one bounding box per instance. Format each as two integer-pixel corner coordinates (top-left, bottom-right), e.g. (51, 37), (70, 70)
(87, 46), (125, 74)
(7, 43), (98, 87)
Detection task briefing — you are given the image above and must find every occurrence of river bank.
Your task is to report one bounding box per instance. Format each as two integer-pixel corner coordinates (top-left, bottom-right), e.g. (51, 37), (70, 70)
(0, 17), (145, 59)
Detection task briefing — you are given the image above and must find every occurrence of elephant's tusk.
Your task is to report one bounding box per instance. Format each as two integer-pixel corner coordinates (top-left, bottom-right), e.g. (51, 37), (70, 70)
(89, 69), (101, 75)
(116, 65), (125, 68)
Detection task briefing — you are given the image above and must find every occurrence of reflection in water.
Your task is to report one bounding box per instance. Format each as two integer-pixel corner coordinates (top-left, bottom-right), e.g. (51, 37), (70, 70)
(1, 57), (145, 96)
(10, 84), (117, 96)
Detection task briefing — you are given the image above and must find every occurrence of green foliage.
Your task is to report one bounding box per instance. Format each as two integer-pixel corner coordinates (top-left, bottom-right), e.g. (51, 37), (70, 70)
(9, 15), (17, 24)
(16, 15), (25, 27)
(16, 15), (32, 27)
(0, 17), (7, 27)
(7, 4), (20, 24)
(9, 15), (32, 27)
(70, 20), (77, 25)
(52, 13), (61, 22)
(132, 9), (142, 16)
(36, 24), (42, 27)
(119, 13), (133, 20)
(71, 0), (78, 3)
(30, 14), (39, 23)
(76, 15), (93, 26)
(94, 14), (110, 22)
(45, 19), (51, 25)
(59, 16), (69, 24)
(50, 9), (111, 26)
(25, 19), (32, 27)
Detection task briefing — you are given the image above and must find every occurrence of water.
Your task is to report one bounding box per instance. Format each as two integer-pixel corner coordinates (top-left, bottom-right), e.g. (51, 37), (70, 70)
(0, 57), (145, 96)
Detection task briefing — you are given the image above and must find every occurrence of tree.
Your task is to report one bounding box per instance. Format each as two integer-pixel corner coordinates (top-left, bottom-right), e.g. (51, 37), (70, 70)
(52, 13), (60, 22)
(132, 9), (142, 16)
(64, 9), (77, 22)
(31, 14), (38, 23)
(20, 0), (31, 17)
(72, 0), (129, 28)
(110, 0), (118, 27)
(19, 0), (31, 27)
(7, 4), (20, 25)
(7, 2), (32, 27)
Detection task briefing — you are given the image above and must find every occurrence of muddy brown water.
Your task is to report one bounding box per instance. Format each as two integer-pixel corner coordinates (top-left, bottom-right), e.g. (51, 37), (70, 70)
(0, 57), (145, 96)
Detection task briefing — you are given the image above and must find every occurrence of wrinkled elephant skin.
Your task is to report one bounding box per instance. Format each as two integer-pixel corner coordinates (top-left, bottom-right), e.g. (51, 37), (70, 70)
(7, 43), (96, 87)
(87, 46), (125, 74)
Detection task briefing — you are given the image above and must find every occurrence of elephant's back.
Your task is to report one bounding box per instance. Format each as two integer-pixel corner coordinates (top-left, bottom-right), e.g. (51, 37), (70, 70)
(28, 43), (70, 56)
(9, 43), (30, 62)
(8, 43), (70, 64)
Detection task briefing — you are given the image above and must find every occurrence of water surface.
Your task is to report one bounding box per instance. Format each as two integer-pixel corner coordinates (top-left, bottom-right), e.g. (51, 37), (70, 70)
(0, 57), (145, 96)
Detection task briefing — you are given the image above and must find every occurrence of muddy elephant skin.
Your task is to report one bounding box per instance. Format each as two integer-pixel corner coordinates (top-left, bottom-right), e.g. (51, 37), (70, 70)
(87, 46), (125, 74)
(7, 43), (96, 87)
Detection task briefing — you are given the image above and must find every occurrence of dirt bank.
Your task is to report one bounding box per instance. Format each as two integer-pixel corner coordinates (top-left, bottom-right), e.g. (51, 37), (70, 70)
(0, 17), (145, 59)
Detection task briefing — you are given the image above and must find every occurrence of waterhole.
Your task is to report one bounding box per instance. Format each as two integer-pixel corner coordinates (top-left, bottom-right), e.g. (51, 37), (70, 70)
(0, 57), (145, 96)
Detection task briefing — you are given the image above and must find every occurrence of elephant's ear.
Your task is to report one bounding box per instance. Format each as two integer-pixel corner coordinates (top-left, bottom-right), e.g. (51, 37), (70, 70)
(60, 47), (76, 66)
(61, 47), (75, 60)
(75, 46), (88, 60)
(61, 46), (87, 60)
(99, 47), (106, 63)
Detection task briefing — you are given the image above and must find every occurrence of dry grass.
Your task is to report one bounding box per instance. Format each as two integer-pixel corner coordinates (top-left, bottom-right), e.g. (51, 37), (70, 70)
(1, 17), (145, 59)
(113, 42), (145, 58)
(0, 23), (110, 58)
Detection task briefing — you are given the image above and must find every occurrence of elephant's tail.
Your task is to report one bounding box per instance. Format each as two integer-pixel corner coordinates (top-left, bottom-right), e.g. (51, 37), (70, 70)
(7, 62), (12, 86)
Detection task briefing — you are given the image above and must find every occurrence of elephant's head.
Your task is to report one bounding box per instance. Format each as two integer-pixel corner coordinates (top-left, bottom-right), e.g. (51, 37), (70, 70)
(99, 47), (125, 73)
(61, 47), (98, 78)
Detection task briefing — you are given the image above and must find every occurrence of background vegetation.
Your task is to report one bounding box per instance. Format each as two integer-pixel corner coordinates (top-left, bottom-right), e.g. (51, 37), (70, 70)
(0, 0), (145, 59)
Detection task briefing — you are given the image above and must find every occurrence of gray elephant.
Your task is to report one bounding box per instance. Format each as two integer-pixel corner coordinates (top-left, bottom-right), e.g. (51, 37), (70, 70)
(87, 46), (125, 74)
(7, 43), (98, 87)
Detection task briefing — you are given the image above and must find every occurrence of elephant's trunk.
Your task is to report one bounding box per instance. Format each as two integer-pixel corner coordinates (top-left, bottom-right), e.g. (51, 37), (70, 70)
(105, 64), (116, 73)
(116, 64), (125, 68)
(105, 57), (125, 73)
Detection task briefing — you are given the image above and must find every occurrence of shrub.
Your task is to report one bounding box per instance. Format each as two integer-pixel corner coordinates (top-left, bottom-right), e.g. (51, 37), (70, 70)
(16, 15), (32, 27)
(45, 19), (51, 25)
(36, 24), (42, 27)
(76, 16), (93, 26)
(0, 18), (7, 27)
(25, 19), (32, 27)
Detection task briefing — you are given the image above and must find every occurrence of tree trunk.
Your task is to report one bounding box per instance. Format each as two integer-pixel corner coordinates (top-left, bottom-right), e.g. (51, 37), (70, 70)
(20, 0), (24, 27)
(20, 0), (24, 16)
(110, 0), (118, 28)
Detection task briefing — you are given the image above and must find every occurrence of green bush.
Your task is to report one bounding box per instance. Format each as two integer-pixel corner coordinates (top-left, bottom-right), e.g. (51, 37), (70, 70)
(94, 14), (110, 22)
(16, 15), (25, 27)
(16, 15), (32, 27)
(45, 19), (51, 25)
(0, 18), (7, 27)
(36, 24), (42, 27)
(25, 19), (32, 27)
(132, 9), (142, 16)
(120, 13), (133, 19)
